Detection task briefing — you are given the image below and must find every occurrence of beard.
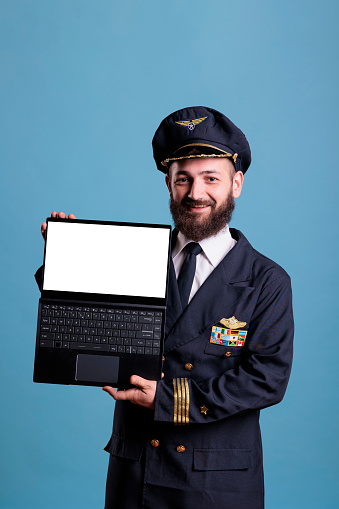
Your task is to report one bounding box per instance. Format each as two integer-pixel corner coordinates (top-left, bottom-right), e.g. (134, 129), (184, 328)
(169, 192), (235, 242)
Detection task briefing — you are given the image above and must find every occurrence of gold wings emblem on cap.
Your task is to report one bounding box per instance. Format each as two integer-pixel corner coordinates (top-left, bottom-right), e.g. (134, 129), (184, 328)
(220, 316), (247, 329)
(175, 116), (207, 130)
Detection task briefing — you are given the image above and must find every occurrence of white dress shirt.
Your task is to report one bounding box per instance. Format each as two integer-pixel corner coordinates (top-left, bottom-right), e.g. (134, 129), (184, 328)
(172, 225), (237, 304)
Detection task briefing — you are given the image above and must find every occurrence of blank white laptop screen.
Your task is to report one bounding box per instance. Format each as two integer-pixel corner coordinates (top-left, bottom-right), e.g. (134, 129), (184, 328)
(43, 221), (170, 299)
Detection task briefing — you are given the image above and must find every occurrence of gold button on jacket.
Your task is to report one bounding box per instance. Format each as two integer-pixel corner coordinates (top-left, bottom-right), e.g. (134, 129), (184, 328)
(184, 362), (193, 371)
(151, 439), (159, 448)
(176, 445), (186, 453)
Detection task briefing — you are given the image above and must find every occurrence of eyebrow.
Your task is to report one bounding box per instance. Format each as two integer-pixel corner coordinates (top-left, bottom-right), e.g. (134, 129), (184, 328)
(174, 170), (222, 177)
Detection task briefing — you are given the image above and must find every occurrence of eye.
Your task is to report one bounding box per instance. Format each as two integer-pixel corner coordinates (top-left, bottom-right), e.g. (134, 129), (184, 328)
(175, 177), (189, 184)
(206, 177), (218, 182)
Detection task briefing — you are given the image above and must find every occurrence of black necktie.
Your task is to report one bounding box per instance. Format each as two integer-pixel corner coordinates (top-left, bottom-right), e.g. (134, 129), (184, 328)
(177, 242), (202, 310)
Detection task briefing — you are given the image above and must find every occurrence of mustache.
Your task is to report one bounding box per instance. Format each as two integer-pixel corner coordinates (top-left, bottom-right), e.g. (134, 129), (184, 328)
(181, 197), (216, 208)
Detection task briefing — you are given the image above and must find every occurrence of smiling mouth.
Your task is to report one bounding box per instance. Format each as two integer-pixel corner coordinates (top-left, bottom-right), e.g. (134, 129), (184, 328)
(182, 199), (215, 210)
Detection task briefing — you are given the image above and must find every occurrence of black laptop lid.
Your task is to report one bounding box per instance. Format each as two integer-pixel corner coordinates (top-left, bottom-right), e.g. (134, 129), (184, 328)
(42, 218), (172, 306)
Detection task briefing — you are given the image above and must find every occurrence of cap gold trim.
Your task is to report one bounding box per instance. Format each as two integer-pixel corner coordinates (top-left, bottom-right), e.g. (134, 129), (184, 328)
(161, 144), (238, 167)
(172, 143), (231, 155)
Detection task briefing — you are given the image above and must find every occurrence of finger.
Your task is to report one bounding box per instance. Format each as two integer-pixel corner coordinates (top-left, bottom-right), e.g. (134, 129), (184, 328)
(130, 375), (149, 389)
(51, 211), (57, 217)
(161, 372), (164, 378)
(68, 213), (76, 219)
(110, 388), (137, 402)
(102, 386), (119, 399)
(102, 386), (134, 402)
(57, 211), (66, 218)
(41, 222), (47, 240)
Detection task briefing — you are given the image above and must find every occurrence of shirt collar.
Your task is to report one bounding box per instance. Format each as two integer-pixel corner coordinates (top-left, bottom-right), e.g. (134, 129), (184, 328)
(172, 225), (235, 268)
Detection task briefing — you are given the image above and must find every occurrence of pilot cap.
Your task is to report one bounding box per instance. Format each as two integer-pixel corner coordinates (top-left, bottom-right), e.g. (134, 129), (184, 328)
(152, 106), (251, 174)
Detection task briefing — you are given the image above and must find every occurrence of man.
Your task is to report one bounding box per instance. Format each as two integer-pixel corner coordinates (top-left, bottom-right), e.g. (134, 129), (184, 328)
(39, 106), (293, 509)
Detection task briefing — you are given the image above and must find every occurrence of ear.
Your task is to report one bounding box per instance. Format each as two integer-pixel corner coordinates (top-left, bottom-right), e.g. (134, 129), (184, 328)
(165, 173), (172, 196)
(232, 171), (244, 199)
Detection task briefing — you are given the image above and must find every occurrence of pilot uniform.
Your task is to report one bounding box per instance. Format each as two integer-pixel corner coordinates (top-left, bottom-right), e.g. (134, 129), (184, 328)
(104, 227), (293, 509)
(104, 106), (294, 508)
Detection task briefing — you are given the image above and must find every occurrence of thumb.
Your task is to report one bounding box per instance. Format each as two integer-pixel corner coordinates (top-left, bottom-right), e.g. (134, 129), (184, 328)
(130, 375), (148, 389)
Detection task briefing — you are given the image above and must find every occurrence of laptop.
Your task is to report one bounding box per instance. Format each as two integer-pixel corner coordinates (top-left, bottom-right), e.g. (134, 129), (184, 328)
(33, 217), (172, 388)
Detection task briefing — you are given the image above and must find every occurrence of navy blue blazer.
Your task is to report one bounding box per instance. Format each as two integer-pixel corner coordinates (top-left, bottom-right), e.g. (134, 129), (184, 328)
(104, 229), (294, 509)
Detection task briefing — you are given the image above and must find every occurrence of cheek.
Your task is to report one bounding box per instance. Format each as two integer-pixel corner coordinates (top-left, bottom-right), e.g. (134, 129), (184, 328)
(212, 189), (228, 203)
(171, 186), (186, 202)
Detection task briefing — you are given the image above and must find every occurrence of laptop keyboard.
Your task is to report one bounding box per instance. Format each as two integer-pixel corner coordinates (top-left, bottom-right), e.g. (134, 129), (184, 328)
(39, 303), (162, 355)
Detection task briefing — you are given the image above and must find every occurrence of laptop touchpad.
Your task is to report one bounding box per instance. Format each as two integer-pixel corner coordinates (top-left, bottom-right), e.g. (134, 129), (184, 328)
(75, 354), (119, 384)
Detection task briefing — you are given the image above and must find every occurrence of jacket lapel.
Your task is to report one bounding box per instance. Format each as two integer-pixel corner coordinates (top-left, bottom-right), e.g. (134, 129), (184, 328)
(164, 229), (255, 353)
(165, 229), (183, 335)
(165, 257), (182, 335)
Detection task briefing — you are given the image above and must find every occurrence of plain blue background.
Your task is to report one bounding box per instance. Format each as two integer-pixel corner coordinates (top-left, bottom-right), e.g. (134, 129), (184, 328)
(1, 1), (338, 508)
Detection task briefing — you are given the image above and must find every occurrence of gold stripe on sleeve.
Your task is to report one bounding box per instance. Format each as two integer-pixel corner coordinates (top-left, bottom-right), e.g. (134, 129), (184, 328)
(184, 378), (190, 424)
(173, 378), (178, 425)
(177, 378), (182, 424)
(173, 378), (190, 425)
(180, 378), (186, 424)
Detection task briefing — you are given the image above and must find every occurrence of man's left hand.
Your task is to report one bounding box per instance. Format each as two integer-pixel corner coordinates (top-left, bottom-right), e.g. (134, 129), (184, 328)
(103, 375), (158, 410)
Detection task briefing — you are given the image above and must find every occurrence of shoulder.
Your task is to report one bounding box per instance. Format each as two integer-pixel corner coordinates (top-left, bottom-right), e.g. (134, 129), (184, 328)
(230, 228), (291, 289)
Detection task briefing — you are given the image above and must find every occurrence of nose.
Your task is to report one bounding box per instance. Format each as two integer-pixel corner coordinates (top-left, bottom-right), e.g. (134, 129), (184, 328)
(187, 178), (205, 201)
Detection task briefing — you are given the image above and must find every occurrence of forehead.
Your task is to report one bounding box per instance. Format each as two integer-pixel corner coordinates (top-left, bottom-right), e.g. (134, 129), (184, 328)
(169, 157), (234, 177)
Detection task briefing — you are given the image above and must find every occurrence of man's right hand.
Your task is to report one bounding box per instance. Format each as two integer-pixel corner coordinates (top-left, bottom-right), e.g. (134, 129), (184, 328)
(41, 211), (76, 240)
